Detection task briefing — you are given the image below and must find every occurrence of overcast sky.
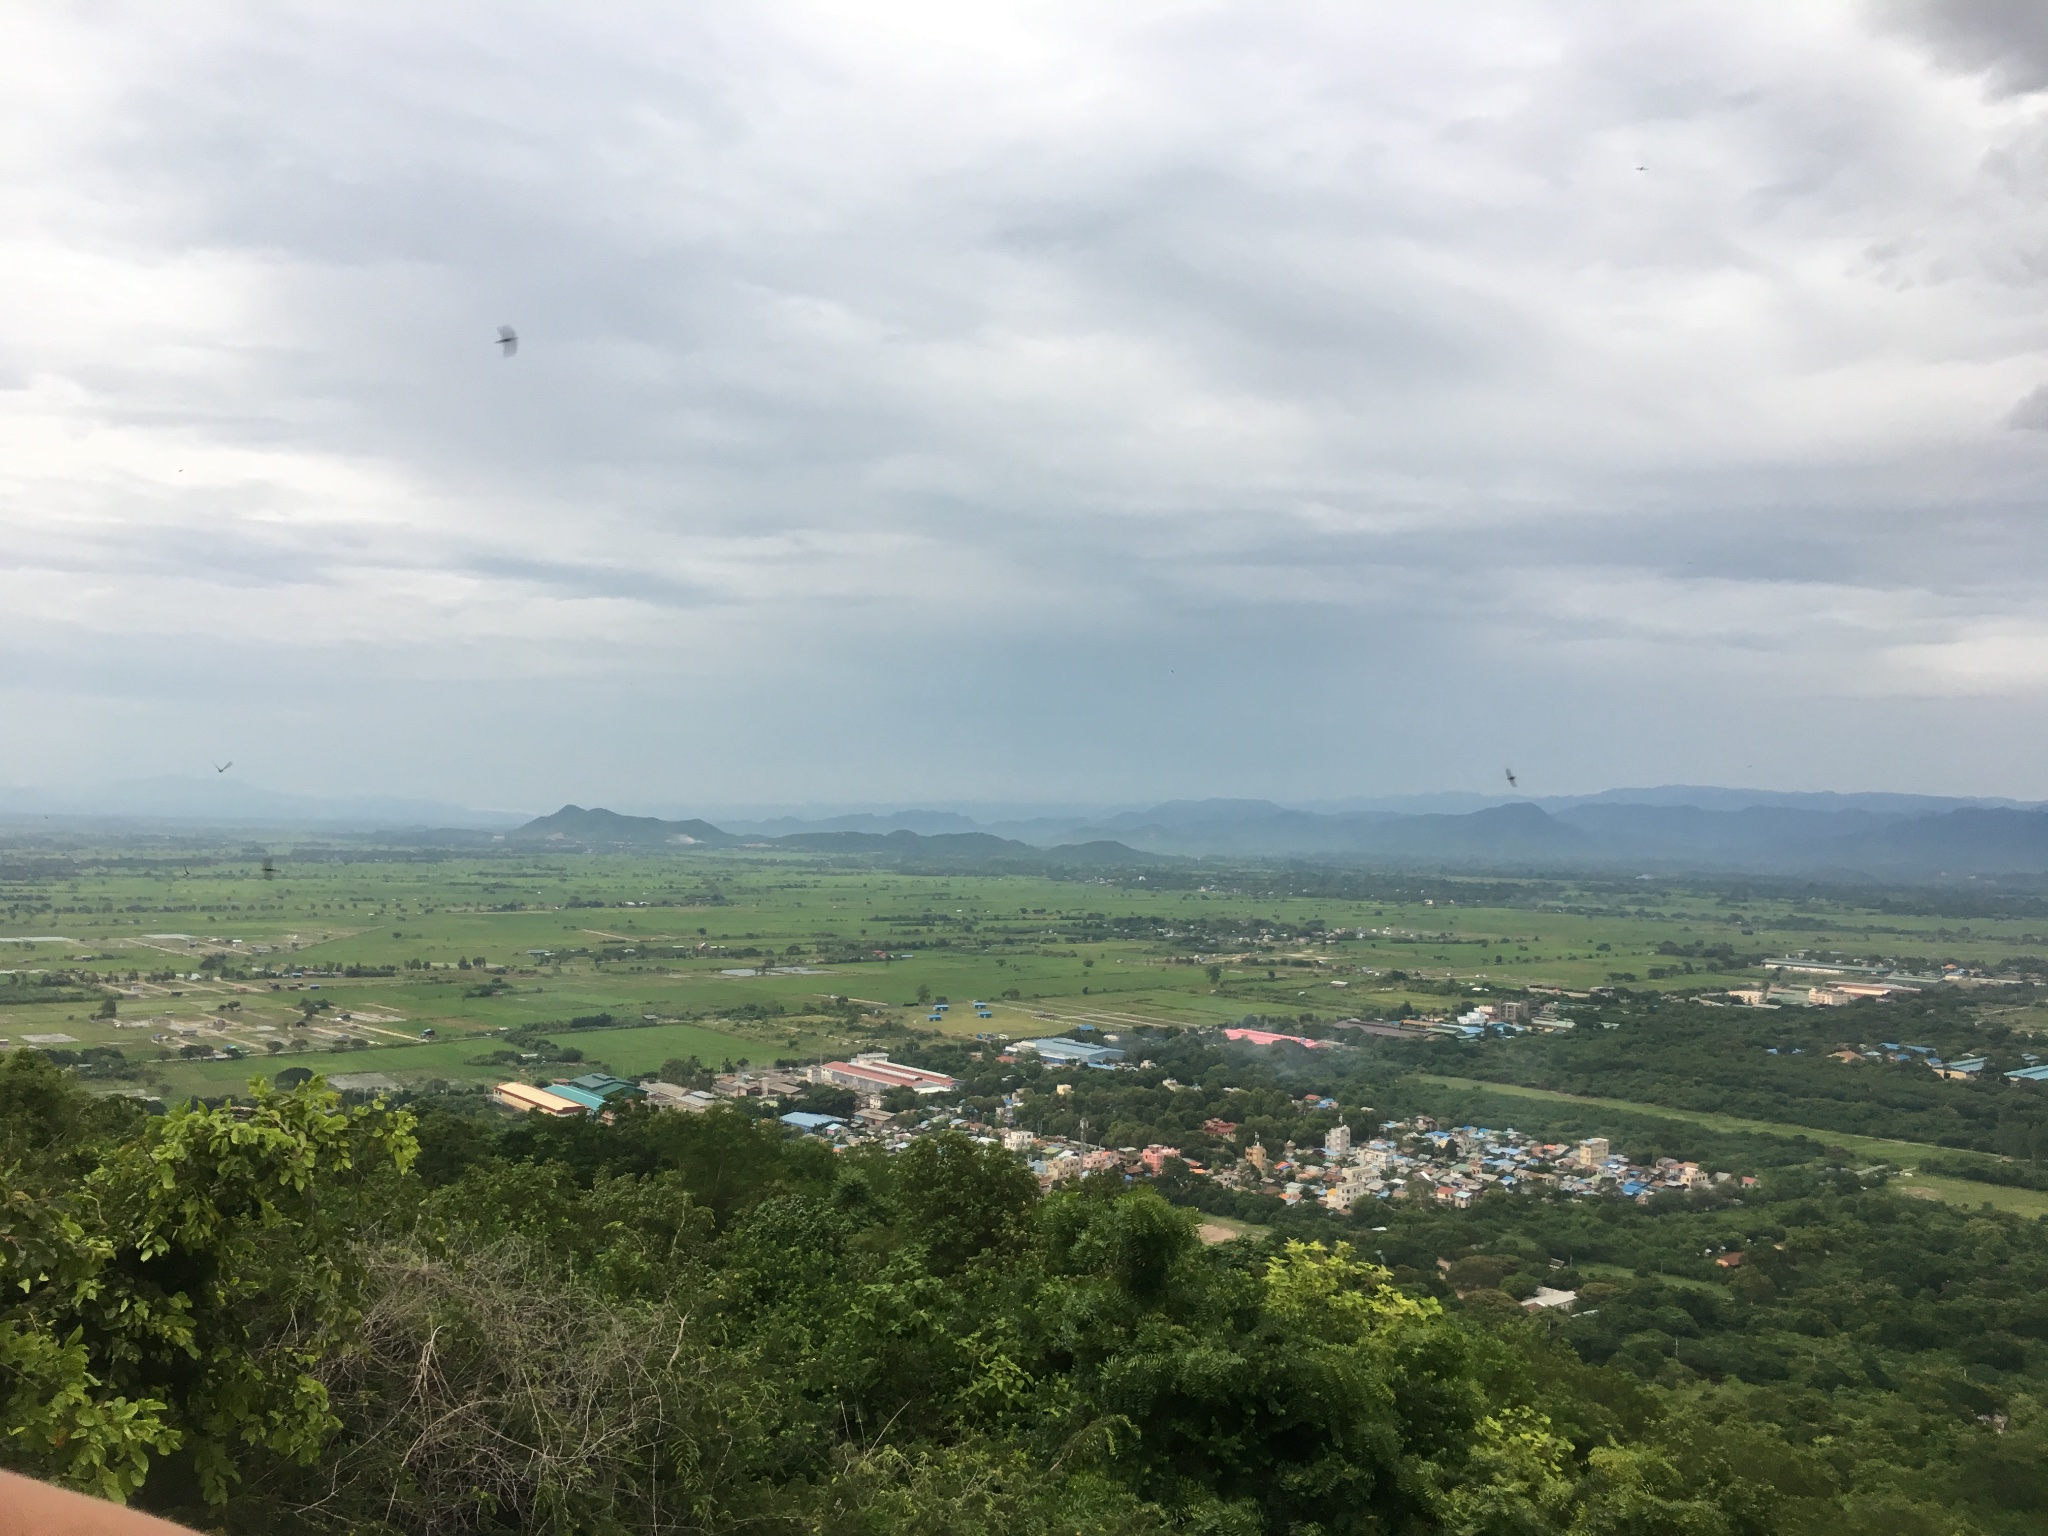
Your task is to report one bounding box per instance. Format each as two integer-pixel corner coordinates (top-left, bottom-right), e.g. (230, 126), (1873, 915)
(6, 1), (2048, 812)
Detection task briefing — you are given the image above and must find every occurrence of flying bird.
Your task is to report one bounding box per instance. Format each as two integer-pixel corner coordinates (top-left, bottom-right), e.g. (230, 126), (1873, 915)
(1504, 767), (1518, 789)
(213, 761), (232, 774)
(261, 859), (277, 880)
(495, 325), (518, 358)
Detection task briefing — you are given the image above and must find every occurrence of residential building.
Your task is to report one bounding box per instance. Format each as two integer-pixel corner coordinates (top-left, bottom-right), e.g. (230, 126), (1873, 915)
(1141, 1145), (1181, 1174)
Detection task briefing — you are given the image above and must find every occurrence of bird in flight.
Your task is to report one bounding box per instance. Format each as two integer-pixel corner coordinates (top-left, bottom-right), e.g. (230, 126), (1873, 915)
(213, 761), (232, 774)
(496, 325), (519, 358)
(261, 858), (277, 880)
(1504, 767), (1518, 789)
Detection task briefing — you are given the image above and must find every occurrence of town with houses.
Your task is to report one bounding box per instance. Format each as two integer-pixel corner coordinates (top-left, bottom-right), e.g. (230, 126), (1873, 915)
(491, 1023), (1755, 1230)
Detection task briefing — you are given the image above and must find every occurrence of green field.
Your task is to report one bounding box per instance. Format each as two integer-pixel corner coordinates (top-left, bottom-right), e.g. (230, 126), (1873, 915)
(131, 1021), (780, 1097)
(3, 843), (2044, 1102)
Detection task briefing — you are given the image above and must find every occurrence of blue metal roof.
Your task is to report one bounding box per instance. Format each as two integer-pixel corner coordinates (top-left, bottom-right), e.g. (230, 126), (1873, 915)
(780, 1111), (844, 1130)
(1021, 1037), (1124, 1063)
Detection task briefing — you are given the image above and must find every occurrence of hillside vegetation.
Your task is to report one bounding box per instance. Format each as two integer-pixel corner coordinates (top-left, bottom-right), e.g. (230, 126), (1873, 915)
(4, 1047), (2045, 1535)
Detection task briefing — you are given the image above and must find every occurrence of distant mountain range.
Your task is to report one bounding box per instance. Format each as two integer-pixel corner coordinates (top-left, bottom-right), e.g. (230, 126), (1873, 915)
(1037, 798), (2048, 876)
(10, 777), (2048, 878)
(506, 793), (2048, 877)
(507, 805), (1150, 866)
(509, 805), (734, 847)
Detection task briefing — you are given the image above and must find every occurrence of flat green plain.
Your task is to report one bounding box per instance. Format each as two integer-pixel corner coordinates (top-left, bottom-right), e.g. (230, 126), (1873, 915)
(2, 845), (2042, 1113)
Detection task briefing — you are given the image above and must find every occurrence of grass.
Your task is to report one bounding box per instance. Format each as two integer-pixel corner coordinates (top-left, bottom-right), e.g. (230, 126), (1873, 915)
(10, 849), (2045, 1005)
(1191, 1213), (1271, 1244)
(138, 1020), (777, 1098)
(3, 843), (2043, 1111)
(1574, 1259), (1723, 1294)
(1886, 1172), (2048, 1220)
(1414, 1073), (2048, 1220)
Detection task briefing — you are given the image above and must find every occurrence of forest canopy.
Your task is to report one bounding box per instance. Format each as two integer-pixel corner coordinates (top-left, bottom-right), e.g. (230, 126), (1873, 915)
(1, 1047), (2043, 1535)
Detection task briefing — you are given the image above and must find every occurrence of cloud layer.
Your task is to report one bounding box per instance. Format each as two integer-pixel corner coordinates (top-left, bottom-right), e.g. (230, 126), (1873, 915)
(5, 1), (2048, 807)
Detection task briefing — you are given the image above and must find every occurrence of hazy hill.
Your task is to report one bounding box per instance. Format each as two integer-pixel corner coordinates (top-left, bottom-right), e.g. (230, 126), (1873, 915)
(1816, 806), (2048, 874)
(503, 809), (1160, 866)
(25, 780), (2048, 880)
(1039, 797), (2048, 876)
(720, 810), (985, 837)
(508, 805), (738, 847)
(758, 828), (1163, 866)
(497, 796), (2048, 877)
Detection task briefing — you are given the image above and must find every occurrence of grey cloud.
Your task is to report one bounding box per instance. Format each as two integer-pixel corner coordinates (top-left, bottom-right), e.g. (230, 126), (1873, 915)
(1873, 0), (2048, 94)
(7, 3), (2048, 805)
(2008, 383), (2048, 429)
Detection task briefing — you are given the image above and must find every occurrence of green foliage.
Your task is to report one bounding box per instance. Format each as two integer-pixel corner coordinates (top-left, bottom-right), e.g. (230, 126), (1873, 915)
(0, 1049), (143, 1181)
(0, 1070), (416, 1508)
(7, 1035), (2048, 1534)
(890, 1131), (1039, 1274)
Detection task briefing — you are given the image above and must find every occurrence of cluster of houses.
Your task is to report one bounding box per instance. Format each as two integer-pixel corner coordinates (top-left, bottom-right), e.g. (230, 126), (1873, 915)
(1824, 1041), (2048, 1081)
(1190, 1117), (1746, 1212)
(489, 1049), (1744, 1216)
(985, 1114), (1749, 1211)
